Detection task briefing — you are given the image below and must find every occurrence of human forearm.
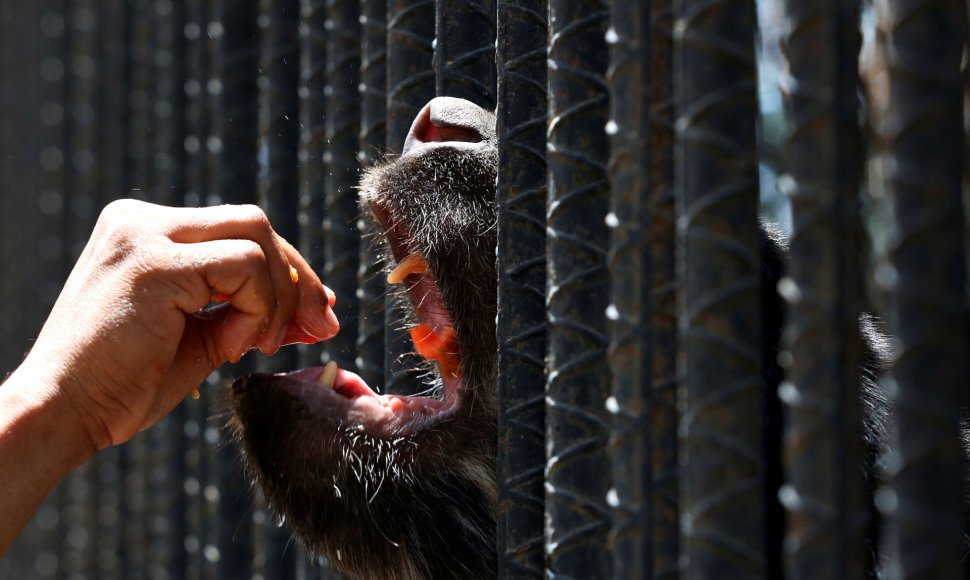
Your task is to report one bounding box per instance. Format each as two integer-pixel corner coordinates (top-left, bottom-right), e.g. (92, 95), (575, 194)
(0, 365), (97, 558)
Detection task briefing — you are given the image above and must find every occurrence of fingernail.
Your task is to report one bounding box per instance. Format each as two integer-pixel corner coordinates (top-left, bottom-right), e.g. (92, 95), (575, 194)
(324, 286), (336, 307)
(323, 306), (340, 333)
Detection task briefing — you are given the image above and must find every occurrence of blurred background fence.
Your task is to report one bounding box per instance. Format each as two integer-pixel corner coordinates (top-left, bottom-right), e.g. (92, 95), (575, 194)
(0, 0), (967, 578)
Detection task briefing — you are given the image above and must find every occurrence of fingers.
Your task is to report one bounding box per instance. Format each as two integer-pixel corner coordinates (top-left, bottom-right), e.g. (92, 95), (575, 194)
(168, 203), (342, 346)
(274, 236), (340, 345)
(97, 199), (339, 363)
(169, 239), (279, 360)
(166, 204), (300, 352)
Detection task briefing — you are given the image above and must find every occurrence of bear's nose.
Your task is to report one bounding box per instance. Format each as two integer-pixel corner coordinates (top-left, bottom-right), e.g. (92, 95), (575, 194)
(402, 97), (495, 156)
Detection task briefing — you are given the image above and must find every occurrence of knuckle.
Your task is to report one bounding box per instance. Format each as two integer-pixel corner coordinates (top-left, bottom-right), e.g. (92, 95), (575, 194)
(239, 239), (267, 265)
(235, 204), (272, 234)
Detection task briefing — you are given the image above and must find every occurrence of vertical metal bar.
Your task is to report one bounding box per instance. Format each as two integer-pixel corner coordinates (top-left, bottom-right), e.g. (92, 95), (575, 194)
(877, 0), (968, 575)
(494, 0), (547, 575)
(61, 1), (100, 577)
(201, 11), (224, 571)
(259, 0), (301, 371)
(674, 0), (763, 574)
(385, 0), (434, 395)
(544, 0), (612, 576)
(777, 0), (869, 576)
(322, 0), (361, 369)
(217, 0), (260, 575)
(433, 0), (496, 106)
(257, 0), (301, 576)
(0, 5), (77, 576)
(606, 0), (680, 576)
(153, 0), (187, 207)
(356, 0), (387, 392)
(123, 0), (155, 575)
(182, 1), (211, 577)
(94, 1), (130, 576)
(152, 1), (190, 577)
(299, 0), (327, 371)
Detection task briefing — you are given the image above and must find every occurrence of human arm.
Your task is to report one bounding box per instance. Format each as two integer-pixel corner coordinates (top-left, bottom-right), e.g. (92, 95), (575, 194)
(0, 199), (339, 557)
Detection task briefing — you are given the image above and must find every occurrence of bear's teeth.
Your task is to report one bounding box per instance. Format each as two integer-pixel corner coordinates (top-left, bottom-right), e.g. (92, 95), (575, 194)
(319, 361), (338, 388)
(387, 252), (428, 284)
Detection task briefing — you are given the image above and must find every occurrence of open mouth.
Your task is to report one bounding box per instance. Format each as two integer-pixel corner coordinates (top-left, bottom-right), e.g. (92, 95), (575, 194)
(261, 98), (491, 438)
(272, 218), (464, 438)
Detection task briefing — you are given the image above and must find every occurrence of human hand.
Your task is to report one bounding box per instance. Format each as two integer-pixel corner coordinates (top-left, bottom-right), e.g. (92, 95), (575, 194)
(12, 199), (339, 452)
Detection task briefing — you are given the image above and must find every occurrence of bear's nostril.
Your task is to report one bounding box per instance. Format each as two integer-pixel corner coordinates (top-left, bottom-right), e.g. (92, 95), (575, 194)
(435, 125), (482, 144)
(421, 124), (443, 144)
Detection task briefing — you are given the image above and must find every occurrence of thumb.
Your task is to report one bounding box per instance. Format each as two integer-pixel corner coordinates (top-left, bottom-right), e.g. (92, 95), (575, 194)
(162, 304), (253, 401)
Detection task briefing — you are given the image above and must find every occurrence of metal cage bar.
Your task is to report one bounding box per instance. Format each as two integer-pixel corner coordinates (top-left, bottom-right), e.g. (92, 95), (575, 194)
(777, 0), (870, 575)
(544, 0), (612, 576)
(606, 0), (680, 576)
(298, 0), (328, 368)
(877, 0), (969, 575)
(433, 0), (496, 107)
(323, 0), (362, 370)
(356, 0), (388, 393)
(216, 0), (261, 575)
(257, 0), (302, 576)
(122, 1), (157, 575)
(62, 1), (104, 577)
(495, 0), (547, 575)
(182, 1), (212, 576)
(3, 0), (970, 577)
(673, 0), (765, 575)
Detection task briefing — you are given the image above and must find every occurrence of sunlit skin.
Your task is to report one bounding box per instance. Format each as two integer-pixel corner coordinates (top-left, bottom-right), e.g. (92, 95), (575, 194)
(0, 199), (339, 558)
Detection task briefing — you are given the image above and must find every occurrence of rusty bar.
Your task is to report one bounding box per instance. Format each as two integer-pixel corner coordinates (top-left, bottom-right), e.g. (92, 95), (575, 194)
(433, 0), (496, 106)
(673, 0), (764, 574)
(777, 0), (870, 576)
(385, 0), (434, 395)
(544, 0), (612, 576)
(495, 0), (547, 575)
(876, 0), (968, 575)
(606, 0), (680, 575)
(605, 0), (652, 575)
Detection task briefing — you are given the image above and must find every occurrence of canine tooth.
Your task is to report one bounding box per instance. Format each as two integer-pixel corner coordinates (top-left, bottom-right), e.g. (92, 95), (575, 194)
(319, 361), (338, 388)
(387, 252), (428, 284)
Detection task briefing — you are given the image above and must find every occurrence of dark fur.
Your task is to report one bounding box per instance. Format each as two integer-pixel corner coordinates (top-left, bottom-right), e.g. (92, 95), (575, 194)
(227, 98), (890, 579)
